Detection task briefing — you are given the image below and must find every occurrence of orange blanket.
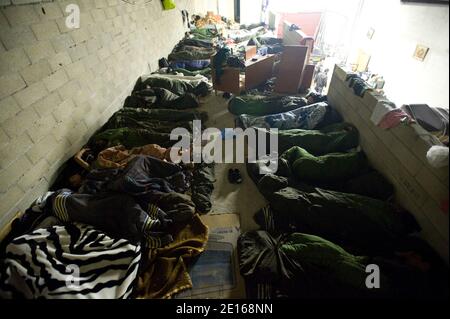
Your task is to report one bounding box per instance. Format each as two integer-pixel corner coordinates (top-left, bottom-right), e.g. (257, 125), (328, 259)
(97, 144), (172, 169)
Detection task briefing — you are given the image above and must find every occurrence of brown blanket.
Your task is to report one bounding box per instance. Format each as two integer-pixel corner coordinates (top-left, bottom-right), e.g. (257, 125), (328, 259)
(136, 214), (209, 299)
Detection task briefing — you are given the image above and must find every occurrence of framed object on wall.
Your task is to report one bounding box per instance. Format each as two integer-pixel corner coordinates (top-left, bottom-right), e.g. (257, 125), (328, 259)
(413, 44), (430, 61)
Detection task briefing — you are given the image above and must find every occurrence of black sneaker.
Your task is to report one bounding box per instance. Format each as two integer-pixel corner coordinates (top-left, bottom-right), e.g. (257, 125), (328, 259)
(228, 169), (243, 184)
(228, 168), (236, 184)
(233, 169), (243, 184)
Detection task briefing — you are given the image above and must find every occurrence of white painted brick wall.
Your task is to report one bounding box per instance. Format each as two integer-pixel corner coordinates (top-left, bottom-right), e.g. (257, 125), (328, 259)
(32, 91), (61, 117)
(24, 40), (55, 63)
(43, 68), (69, 92)
(0, 133), (34, 168)
(2, 106), (38, 138)
(48, 51), (71, 71)
(20, 59), (52, 85)
(329, 65), (450, 263)
(0, 72), (26, 98)
(31, 20), (60, 41)
(0, 0), (217, 229)
(0, 47), (31, 74)
(3, 5), (39, 26)
(13, 80), (48, 107)
(51, 33), (74, 53)
(0, 25), (37, 50)
(0, 95), (20, 122)
(35, 2), (63, 21)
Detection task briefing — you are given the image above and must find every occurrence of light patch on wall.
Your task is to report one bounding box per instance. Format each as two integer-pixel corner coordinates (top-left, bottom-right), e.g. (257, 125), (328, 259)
(413, 44), (430, 61)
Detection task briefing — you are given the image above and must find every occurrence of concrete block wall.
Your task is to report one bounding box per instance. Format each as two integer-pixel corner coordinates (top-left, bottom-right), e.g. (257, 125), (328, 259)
(0, 0), (216, 229)
(328, 65), (449, 263)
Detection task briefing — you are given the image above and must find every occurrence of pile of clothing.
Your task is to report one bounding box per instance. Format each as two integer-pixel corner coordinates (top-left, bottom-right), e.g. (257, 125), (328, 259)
(227, 26), (266, 43)
(193, 12), (227, 29)
(248, 36), (284, 55)
(346, 73), (372, 97)
(167, 31), (217, 72)
(235, 93), (449, 299)
(403, 104), (449, 146)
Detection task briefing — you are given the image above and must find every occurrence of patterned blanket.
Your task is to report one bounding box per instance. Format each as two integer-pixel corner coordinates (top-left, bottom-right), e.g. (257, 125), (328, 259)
(0, 224), (141, 299)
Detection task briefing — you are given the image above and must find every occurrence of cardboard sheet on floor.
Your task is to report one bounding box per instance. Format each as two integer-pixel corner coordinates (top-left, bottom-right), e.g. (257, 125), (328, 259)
(175, 213), (246, 299)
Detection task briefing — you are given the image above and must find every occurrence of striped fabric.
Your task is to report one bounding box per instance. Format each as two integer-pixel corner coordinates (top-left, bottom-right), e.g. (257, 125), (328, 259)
(257, 283), (273, 299)
(143, 204), (161, 234)
(261, 206), (275, 233)
(0, 224), (141, 299)
(52, 192), (72, 222)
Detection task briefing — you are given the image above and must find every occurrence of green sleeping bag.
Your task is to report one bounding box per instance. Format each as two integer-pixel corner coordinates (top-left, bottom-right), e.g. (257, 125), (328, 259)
(281, 146), (369, 182)
(255, 174), (418, 253)
(281, 233), (374, 291)
(228, 95), (308, 116)
(277, 122), (359, 154)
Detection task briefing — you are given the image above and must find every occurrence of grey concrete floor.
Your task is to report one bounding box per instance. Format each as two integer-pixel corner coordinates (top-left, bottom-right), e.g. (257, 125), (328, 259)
(198, 93), (267, 233)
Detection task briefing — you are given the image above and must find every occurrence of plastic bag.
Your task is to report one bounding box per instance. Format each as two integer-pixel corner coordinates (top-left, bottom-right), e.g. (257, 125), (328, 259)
(426, 145), (449, 168)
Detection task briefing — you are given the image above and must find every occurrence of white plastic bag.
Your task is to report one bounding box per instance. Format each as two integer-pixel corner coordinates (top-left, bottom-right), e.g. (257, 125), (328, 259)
(426, 145), (449, 168)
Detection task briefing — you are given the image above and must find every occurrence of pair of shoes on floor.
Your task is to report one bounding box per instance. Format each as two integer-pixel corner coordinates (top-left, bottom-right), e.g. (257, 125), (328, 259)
(228, 169), (243, 184)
